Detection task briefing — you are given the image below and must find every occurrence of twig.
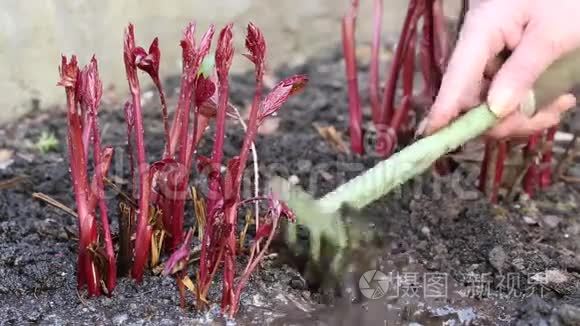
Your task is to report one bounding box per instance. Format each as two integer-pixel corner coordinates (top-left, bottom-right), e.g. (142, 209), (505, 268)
(103, 177), (138, 208)
(32, 192), (78, 218)
(0, 175), (30, 190)
(507, 153), (536, 202)
(560, 175), (580, 183)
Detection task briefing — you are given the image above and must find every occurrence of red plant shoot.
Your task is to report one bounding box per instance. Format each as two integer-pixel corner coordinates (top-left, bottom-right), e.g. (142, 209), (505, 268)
(539, 126), (558, 188)
(220, 22), (266, 310)
(341, 0), (364, 154)
(523, 133), (541, 197)
(79, 57), (117, 292)
(123, 24), (153, 282)
(197, 23), (234, 303)
(369, 0), (383, 126)
(217, 23), (307, 313)
(134, 37), (170, 147)
(59, 55), (116, 296)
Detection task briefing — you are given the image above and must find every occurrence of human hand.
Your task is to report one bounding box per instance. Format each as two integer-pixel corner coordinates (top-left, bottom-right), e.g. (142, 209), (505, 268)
(422, 0), (580, 138)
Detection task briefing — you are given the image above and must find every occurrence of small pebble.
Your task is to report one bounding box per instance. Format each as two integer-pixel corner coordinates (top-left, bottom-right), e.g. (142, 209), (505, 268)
(288, 175), (300, 185)
(0, 149), (14, 170)
(543, 215), (561, 228)
(26, 310), (42, 322)
(523, 216), (538, 225)
(531, 269), (568, 285)
(290, 276), (306, 290)
(488, 246), (507, 272)
(511, 257), (525, 271)
(261, 272), (275, 282)
(112, 313), (129, 325)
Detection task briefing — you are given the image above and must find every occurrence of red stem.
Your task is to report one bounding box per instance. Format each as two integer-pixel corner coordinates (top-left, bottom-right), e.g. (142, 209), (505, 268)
(64, 82), (100, 296)
(230, 216), (279, 317)
(389, 29), (416, 132)
(82, 114), (94, 160)
(341, 6), (364, 155)
(87, 149), (114, 212)
(479, 140), (493, 193)
(369, 0), (383, 125)
(152, 78), (171, 157)
(378, 29), (417, 157)
(380, 0), (422, 125)
(419, 0), (438, 100)
(167, 73), (196, 158)
(89, 117), (117, 293)
(221, 27), (267, 308)
(185, 115), (210, 164)
(432, 0), (450, 72)
(523, 133), (541, 196)
(491, 141), (507, 203)
(539, 126), (558, 188)
(221, 78), (262, 311)
(123, 102), (137, 199)
(127, 74), (151, 283)
(211, 76), (229, 165)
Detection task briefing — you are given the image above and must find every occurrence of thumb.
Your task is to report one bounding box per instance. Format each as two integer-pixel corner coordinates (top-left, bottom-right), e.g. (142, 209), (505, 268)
(487, 31), (564, 118)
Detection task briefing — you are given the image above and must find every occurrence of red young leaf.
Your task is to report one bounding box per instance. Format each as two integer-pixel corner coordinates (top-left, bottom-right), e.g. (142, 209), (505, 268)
(196, 155), (212, 173)
(79, 56), (103, 112)
(259, 75), (308, 122)
(180, 22), (197, 70)
(123, 24), (139, 89)
(197, 96), (239, 119)
(195, 75), (216, 107)
(162, 229), (193, 276)
(134, 37), (161, 79)
(279, 201), (296, 222)
(57, 55), (79, 88)
(254, 223), (273, 241)
(150, 158), (188, 201)
(215, 24), (234, 82)
(196, 25), (215, 67)
(243, 23), (266, 68)
(179, 23), (215, 74)
(267, 192), (296, 222)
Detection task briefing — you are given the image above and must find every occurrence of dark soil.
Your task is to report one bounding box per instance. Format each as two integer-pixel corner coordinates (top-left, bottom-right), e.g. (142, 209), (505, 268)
(1, 47), (580, 325)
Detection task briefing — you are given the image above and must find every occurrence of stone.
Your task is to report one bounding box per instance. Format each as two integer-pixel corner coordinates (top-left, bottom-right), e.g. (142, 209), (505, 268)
(488, 246), (507, 272)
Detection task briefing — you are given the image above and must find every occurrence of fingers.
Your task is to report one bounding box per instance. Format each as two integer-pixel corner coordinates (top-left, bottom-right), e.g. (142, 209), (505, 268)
(487, 93), (576, 138)
(424, 1), (521, 135)
(487, 25), (566, 118)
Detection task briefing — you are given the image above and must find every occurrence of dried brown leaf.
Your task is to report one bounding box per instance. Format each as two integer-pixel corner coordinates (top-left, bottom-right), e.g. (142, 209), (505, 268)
(313, 123), (350, 154)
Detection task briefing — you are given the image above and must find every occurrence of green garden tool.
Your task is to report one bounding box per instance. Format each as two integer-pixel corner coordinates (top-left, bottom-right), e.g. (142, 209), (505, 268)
(269, 48), (580, 294)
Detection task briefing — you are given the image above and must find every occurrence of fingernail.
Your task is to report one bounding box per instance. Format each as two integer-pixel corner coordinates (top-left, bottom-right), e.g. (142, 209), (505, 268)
(519, 90), (536, 117)
(414, 118), (429, 139)
(488, 88), (513, 118)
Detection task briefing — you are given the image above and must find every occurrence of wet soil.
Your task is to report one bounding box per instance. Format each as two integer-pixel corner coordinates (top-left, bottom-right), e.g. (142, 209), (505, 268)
(1, 48), (580, 325)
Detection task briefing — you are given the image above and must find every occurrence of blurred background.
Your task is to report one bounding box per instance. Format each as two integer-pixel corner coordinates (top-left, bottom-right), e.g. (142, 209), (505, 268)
(0, 0), (461, 124)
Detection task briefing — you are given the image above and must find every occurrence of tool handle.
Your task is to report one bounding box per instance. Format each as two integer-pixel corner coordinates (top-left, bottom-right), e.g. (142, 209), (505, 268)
(534, 48), (580, 108)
